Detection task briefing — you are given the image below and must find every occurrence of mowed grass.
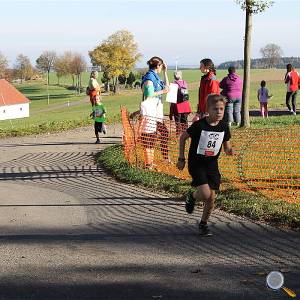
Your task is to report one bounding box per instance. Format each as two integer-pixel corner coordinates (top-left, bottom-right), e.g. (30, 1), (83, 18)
(0, 68), (299, 137)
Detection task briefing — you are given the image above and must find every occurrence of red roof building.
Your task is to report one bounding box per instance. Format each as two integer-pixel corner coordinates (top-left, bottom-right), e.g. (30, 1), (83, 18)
(0, 79), (30, 120)
(0, 79), (29, 106)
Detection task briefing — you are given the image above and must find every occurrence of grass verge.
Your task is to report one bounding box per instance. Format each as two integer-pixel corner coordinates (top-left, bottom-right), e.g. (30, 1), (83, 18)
(0, 118), (92, 138)
(97, 144), (300, 230)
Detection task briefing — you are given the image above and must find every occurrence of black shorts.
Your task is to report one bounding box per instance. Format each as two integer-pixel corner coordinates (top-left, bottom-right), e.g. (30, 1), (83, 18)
(94, 122), (103, 135)
(188, 163), (221, 190)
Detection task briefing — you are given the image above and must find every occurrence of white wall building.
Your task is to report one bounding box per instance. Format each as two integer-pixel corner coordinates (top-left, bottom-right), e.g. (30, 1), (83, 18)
(0, 79), (29, 121)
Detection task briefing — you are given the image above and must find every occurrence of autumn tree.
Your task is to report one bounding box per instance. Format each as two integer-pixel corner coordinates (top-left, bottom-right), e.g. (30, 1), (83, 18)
(62, 51), (77, 86)
(89, 29), (142, 93)
(101, 70), (112, 92)
(53, 55), (68, 85)
(236, 0), (274, 127)
(69, 53), (87, 94)
(0, 52), (8, 79)
(260, 43), (283, 68)
(36, 51), (57, 84)
(14, 54), (33, 83)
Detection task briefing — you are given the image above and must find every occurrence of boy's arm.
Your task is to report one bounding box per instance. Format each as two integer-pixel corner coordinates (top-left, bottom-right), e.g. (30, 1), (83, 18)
(223, 141), (234, 155)
(257, 90), (260, 101)
(177, 131), (190, 170)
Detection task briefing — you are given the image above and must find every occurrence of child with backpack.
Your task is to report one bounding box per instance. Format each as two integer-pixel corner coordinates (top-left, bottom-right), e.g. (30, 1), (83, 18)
(169, 71), (192, 134)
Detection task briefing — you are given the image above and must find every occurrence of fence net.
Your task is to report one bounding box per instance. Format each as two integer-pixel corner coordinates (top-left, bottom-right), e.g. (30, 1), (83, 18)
(121, 106), (300, 203)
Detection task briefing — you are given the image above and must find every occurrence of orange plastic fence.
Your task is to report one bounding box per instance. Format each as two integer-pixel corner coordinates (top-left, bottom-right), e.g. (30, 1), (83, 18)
(121, 106), (300, 203)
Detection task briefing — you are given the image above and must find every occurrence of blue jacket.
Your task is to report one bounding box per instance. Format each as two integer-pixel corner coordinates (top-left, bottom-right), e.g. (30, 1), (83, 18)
(141, 69), (164, 92)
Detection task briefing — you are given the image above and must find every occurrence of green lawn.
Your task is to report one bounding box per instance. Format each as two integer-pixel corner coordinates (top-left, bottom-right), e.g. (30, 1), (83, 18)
(0, 68), (298, 137)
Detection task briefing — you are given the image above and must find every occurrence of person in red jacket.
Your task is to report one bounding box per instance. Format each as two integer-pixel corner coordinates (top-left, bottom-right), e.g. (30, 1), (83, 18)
(197, 58), (220, 118)
(285, 63), (299, 115)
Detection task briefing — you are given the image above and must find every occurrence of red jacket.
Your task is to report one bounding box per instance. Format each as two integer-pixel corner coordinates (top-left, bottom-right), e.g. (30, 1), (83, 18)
(287, 70), (300, 92)
(198, 71), (220, 113)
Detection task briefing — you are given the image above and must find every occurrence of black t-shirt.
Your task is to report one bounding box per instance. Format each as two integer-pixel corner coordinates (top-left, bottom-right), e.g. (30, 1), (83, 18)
(187, 118), (231, 168)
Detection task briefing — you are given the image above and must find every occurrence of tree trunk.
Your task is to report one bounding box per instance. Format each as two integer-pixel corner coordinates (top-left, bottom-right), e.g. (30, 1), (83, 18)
(78, 74), (80, 94)
(105, 82), (110, 92)
(113, 77), (119, 94)
(79, 73), (82, 94)
(241, 5), (252, 128)
(47, 71), (50, 85)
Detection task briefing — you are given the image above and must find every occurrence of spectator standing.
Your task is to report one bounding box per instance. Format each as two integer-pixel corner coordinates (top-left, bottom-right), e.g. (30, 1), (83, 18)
(196, 58), (220, 120)
(285, 64), (299, 115)
(219, 66), (243, 126)
(137, 56), (170, 169)
(257, 80), (272, 118)
(169, 71), (192, 134)
(88, 71), (101, 106)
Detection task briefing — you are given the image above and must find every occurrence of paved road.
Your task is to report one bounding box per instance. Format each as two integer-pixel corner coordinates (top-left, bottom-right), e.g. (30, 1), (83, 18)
(0, 125), (299, 300)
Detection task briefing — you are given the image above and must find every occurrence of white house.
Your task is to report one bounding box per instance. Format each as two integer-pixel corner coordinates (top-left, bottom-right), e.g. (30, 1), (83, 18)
(0, 79), (29, 121)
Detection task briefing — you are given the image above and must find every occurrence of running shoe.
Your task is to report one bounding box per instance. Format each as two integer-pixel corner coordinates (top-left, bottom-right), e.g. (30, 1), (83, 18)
(199, 223), (213, 237)
(185, 191), (196, 214)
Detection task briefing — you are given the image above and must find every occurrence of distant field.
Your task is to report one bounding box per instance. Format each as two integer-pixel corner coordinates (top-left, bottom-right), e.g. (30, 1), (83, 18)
(0, 68), (298, 137)
(48, 68), (288, 109)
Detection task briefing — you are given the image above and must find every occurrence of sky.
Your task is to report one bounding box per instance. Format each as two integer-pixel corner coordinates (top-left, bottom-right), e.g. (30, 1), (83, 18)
(1, 0), (300, 68)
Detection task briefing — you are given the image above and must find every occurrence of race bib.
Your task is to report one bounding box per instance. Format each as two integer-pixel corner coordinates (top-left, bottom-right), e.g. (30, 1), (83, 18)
(94, 108), (103, 118)
(197, 130), (224, 156)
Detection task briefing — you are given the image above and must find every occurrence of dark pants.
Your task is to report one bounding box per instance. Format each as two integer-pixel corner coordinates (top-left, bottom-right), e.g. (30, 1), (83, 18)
(286, 91), (297, 112)
(157, 121), (169, 160)
(174, 113), (189, 134)
(94, 122), (103, 136)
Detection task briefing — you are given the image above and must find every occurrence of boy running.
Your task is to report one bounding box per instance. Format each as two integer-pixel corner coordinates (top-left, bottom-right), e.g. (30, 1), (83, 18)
(90, 96), (106, 144)
(177, 94), (233, 236)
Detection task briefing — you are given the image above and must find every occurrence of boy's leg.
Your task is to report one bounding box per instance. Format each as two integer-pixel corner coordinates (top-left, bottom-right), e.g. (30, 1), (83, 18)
(194, 184), (215, 223)
(94, 122), (100, 143)
(197, 184), (215, 236)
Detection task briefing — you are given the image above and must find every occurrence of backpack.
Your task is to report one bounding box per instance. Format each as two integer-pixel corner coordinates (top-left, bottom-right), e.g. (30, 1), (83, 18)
(175, 80), (189, 103)
(86, 86), (91, 96)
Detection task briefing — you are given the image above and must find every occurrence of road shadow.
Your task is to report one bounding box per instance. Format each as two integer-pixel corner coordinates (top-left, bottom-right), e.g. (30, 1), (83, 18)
(0, 140), (121, 148)
(249, 109), (297, 117)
